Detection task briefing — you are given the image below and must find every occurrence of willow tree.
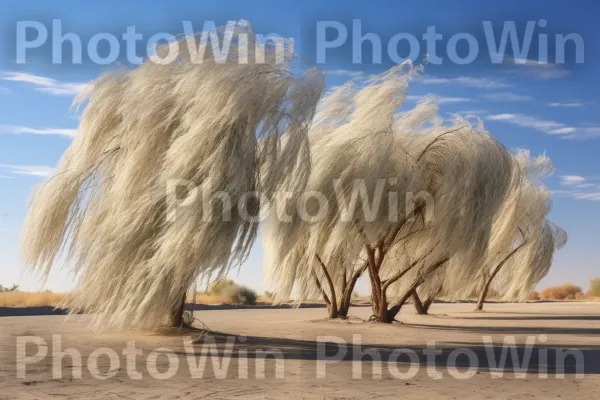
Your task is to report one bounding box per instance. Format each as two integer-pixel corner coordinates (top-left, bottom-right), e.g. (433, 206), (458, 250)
(21, 22), (324, 330)
(495, 219), (567, 303)
(471, 150), (567, 311)
(264, 64), (514, 323)
(264, 64), (421, 318)
(366, 113), (514, 322)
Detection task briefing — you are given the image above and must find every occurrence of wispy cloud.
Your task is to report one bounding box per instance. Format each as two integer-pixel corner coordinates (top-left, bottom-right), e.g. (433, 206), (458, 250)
(3, 72), (87, 96)
(504, 58), (569, 80)
(550, 127), (576, 135)
(477, 113), (600, 139)
(0, 87), (10, 94)
(553, 176), (600, 200)
(0, 175), (13, 179)
(482, 92), (532, 102)
(407, 95), (470, 104)
(419, 76), (510, 89)
(327, 69), (364, 78)
(548, 102), (584, 108)
(0, 164), (55, 177)
(0, 124), (77, 138)
(457, 109), (489, 116)
(486, 113), (572, 135)
(560, 175), (586, 186)
(571, 192), (600, 201)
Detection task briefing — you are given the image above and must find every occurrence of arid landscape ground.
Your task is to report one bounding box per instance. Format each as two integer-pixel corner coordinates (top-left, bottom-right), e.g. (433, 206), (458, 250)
(1, 301), (598, 399)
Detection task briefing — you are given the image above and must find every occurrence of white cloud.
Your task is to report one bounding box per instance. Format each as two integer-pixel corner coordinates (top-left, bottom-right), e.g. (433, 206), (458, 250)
(407, 95), (470, 104)
(486, 113), (575, 136)
(548, 102), (584, 108)
(327, 69), (364, 78)
(0, 175), (13, 179)
(482, 92), (532, 102)
(457, 109), (489, 116)
(0, 164), (55, 177)
(419, 76), (510, 89)
(0, 87), (10, 94)
(549, 127), (576, 135)
(486, 113), (565, 131)
(437, 97), (471, 104)
(552, 176), (600, 201)
(572, 192), (600, 201)
(0, 125), (77, 138)
(3, 72), (87, 96)
(560, 175), (585, 186)
(504, 57), (569, 80)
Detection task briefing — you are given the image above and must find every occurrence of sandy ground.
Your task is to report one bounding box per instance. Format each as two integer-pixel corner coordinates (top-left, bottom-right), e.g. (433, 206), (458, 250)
(0, 301), (598, 399)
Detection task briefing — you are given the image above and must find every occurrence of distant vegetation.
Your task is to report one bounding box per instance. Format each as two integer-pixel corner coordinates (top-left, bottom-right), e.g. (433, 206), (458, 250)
(206, 279), (257, 305)
(539, 283), (584, 300)
(0, 284), (19, 292)
(0, 291), (65, 307)
(589, 278), (600, 297)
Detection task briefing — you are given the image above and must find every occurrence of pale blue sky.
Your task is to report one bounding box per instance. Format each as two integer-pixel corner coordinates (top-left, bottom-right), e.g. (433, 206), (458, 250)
(0, 0), (598, 294)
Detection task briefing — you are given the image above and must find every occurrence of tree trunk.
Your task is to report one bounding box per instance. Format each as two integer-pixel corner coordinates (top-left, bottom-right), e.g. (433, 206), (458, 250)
(422, 294), (435, 313)
(337, 262), (367, 318)
(475, 243), (526, 312)
(367, 249), (426, 323)
(314, 255), (367, 319)
(171, 292), (187, 327)
(386, 257), (450, 322)
(411, 290), (427, 315)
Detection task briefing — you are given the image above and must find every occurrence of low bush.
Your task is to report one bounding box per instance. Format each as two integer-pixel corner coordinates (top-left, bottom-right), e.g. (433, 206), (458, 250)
(206, 279), (257, 305)
(528, 291), (540, 301)
(539, 283), (583, 300)
(588, 278), (600, 297)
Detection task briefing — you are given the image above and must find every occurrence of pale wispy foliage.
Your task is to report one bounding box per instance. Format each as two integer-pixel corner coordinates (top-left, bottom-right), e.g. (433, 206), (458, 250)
(447, 150), (567, 302)
(264, 63), (515, 315)
(21, 22), (324, 330)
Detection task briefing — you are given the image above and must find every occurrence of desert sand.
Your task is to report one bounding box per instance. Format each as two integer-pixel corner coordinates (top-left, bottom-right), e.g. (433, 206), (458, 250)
(1, 301), (598, 399)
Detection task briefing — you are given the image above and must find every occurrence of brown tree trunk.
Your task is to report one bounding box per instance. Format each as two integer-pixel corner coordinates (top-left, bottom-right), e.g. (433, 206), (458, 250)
(422, 294), (435, 313)
(337, 262), (368, 318)
(386, 257), (449, 322)
(475, 243), (526, 312)
(171, 292), (187, 327)
(367, 249), (426, 323)
(411, 290), (427, 315)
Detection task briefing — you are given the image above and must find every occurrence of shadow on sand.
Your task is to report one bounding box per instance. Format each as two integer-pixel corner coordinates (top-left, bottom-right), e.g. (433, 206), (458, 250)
(175, 329), (598, 375)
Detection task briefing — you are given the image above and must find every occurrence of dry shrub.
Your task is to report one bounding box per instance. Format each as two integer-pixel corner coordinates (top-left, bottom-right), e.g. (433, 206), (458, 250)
(588, 278), (600, 297)
(205, 280), (257, 305)
(189, 293), (239, 305)
(0, 291), (66, 307)
(528, 291), (540, 301)
(539, 283), (583, 300)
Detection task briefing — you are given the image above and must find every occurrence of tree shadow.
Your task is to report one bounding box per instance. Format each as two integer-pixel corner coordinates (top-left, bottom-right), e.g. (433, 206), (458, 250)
(454, 314), (600, 321)
(0, 306), (70, 317)
(174, 330), (598, 375)
(405, 322), (600, 336)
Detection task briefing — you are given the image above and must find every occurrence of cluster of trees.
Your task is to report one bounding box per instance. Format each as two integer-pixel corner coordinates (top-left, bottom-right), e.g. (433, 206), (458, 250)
(533, 279), (600, 300)
(21, 23), (566, 330)
(262, 67), (567, 322)
(0, 284), (19, 293)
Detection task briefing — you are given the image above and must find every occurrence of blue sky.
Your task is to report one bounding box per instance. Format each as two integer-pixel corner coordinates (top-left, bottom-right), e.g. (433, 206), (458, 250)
(0, 0), (598, 294)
